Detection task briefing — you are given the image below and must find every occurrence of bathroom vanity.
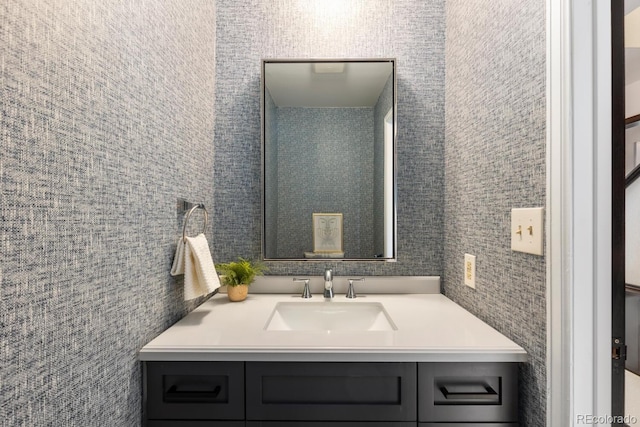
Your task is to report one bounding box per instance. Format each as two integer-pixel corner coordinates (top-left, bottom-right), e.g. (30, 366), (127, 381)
(140, 278), (526, 426)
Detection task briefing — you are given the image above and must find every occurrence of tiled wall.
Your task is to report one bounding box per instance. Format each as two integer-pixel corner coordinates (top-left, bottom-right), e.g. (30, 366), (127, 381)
(443, 0), (547, 425)
(273, 107), (375, 258)
(0, 1), (216, 425)
(213, 0), (446, 275)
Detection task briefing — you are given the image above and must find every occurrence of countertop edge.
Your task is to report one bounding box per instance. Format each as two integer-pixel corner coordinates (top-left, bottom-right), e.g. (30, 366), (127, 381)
(138, 348), (528, 363)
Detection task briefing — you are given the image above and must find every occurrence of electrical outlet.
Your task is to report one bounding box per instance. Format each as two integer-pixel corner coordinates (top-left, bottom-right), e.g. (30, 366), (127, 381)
(511, 207), (544, 255)
(464, 254), (476, 289)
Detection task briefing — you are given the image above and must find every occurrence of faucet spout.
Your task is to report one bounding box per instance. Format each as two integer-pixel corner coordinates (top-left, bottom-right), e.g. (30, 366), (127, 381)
(323, 268), (334, 299)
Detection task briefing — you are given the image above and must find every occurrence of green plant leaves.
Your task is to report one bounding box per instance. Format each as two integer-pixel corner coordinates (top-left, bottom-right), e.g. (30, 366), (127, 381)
(215, 257), (267, 287)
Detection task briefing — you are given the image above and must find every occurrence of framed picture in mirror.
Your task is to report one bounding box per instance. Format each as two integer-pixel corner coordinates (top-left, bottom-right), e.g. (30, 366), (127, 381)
(312, 213), (343, 253)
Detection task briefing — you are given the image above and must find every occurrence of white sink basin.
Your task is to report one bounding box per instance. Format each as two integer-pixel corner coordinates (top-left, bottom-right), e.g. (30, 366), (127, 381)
(264, 302), (397, 331)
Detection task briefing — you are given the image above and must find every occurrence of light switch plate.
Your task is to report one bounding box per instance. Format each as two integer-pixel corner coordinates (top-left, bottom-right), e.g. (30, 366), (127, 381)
(511, 207), (544, 255)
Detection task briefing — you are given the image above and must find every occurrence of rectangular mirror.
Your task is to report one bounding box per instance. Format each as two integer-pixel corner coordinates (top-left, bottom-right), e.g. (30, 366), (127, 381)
(262, 59), (396, 261)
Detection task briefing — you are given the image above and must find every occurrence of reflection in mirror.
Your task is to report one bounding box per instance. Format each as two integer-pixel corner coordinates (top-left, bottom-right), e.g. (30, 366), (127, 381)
(627, 114), (640, 290)
(627, 115), (640, 177)
(262, 59), (396, 261)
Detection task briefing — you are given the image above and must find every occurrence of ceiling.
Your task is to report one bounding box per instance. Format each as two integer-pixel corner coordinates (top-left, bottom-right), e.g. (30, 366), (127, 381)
(265, 62), (393, 108)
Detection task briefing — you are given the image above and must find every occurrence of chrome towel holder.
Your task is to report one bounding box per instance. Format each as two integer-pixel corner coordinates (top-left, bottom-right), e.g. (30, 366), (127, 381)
(182, 203), (208, 243)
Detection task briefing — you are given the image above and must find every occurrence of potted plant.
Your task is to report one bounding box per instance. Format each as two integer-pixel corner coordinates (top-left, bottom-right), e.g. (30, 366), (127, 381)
(215, 257), (267, 302)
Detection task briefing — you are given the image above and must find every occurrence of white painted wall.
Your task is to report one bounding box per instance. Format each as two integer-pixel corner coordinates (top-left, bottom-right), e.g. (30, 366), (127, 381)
(627, 77), (640, 287)
(627, 80), (640, 117)
(625, 124), (640, 175)
(628, 181), (640, 286)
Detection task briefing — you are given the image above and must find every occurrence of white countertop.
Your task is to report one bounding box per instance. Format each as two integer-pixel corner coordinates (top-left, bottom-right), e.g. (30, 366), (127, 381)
(139, 292), (527, 363)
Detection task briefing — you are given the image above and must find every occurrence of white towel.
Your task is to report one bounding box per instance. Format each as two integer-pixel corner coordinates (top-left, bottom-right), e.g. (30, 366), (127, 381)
(170, 234), (221, 300)
(170, 239), (186, 276)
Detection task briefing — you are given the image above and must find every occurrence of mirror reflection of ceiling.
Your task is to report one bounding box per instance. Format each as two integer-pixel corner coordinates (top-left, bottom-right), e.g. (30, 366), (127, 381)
(626, 0), (640, 84)
(265, 62), (393, 108)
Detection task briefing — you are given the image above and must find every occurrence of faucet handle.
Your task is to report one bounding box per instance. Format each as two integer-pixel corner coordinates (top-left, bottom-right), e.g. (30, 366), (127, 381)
(293, 278), (312, 299)
(346, 277), (364, 299)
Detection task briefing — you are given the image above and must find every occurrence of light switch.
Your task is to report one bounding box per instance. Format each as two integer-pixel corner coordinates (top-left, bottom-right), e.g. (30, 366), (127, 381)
(511, 207), (544, 255)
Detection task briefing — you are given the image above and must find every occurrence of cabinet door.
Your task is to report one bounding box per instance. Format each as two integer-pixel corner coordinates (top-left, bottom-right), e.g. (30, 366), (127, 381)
(420, 424), (518, 427)
(246, 362), (417, 422)
(247, 422), (415, 426)
(418, 363), (518, 424)
(144, 361), (244, 421)
(148, 422), (245, 427)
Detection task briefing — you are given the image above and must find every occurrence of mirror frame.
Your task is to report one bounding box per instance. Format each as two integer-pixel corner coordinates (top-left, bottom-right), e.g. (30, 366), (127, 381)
(260, 58), (397, 262)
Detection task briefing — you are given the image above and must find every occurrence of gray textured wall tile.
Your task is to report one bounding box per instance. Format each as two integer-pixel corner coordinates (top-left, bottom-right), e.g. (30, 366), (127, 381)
(213, 0), (446, 276)
(1, 1), (216, 425)
(273, 107), (375, 258)
(443, 1), (547, 425)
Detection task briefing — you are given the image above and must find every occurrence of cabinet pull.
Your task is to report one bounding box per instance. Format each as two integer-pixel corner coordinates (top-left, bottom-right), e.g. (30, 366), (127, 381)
(438, 383), (499, 404)
(164, 384), (222, 403)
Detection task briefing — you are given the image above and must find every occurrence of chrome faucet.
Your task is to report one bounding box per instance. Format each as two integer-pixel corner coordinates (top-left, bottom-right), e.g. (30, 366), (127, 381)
(293, 277), (312, 299)
(323, 268), (334, 299)
(346, 277), (364, 299)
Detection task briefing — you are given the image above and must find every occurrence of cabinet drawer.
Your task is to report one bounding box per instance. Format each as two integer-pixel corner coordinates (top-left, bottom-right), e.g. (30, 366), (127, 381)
(420, 424), (518, 427)
(246, 362), (417, 422)
(144, 361), (244, 421)
(418, 363), (518, 423)
(148, 422), (245, 427)
(247, 423), (415, 426)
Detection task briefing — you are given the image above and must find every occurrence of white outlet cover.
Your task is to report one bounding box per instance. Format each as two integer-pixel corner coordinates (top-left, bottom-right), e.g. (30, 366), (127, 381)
(464, 254), (476, 288)
(511, 207), (544, 255)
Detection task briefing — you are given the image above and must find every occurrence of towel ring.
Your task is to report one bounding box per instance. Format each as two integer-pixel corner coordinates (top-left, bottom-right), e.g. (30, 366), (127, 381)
(182, 204), (208, 243)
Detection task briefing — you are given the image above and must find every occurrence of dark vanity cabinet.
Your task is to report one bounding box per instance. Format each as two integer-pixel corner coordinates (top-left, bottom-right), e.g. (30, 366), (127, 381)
(417, 363), (518, 426)
(143, 361), (245, 427)
(143, 361), (518, 426)
(245, 362), (416, 425)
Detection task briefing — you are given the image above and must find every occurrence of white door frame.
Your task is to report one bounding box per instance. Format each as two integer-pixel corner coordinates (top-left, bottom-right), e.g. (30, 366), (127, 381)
(547, 0), (613, 425)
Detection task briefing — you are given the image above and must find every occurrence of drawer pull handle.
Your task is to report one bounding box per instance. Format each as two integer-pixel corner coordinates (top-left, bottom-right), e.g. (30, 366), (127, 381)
(439, 383), (499, 404)
(164, 384), (222, 403)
